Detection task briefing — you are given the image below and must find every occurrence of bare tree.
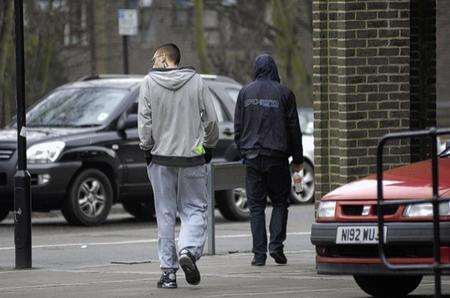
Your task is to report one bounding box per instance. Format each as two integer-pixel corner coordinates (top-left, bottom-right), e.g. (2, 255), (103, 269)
(195, 0), (211, 73)
(0, 0), (13, 127)
(203, 0), (312, 106)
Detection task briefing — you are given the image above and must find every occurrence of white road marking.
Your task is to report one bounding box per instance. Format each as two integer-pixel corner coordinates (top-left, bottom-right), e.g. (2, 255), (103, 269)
(203, 286), (361, 297)
(0, 231), (311, 251)
(204, 288), (311, 297)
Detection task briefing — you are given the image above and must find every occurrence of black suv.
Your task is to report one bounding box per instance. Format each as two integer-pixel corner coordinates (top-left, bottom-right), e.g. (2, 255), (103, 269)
(0, 74), (245, 225)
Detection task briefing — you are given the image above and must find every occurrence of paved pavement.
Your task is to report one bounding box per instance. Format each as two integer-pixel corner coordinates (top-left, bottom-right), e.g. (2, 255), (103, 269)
(0, 252), (449, 298)
(0, 205), (449, 297)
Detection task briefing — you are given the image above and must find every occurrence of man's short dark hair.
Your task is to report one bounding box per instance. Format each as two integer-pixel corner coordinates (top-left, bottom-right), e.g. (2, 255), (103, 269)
(156, 43), (181, 65)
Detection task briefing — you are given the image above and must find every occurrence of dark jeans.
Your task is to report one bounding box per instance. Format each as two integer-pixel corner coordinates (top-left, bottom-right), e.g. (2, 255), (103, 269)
(245, 155), (291, 260)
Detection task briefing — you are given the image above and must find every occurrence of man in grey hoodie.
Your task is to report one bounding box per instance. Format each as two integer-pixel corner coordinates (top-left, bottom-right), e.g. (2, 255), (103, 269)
(138, 43), (219, 289)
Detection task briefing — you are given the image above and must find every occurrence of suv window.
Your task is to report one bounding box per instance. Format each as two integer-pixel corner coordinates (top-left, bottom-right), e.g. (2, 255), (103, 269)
(129, 101), (138, 114)
(212, 96), (226, 122)
(226, 88), (240, 103)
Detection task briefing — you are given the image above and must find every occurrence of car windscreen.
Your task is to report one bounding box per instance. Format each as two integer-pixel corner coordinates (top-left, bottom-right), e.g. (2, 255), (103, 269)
(298, 108), (313, 135)
(26, 88), (129, 128)
(225, 88), (240, 103)
(439, 146), (450, 158)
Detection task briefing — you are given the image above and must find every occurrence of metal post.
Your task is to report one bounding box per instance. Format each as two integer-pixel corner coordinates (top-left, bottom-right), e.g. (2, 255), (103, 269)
(376, 137), (386, 262)
(122, 35), (129, 74)
(14, 0), (32, 269)
(430, 130), (441, 298)
(122, 0), (129, 74)
(207, 164), (215, 255)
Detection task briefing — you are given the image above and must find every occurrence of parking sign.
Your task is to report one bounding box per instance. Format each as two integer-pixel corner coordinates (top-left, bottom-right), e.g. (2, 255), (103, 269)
(118, 9), (138, 36)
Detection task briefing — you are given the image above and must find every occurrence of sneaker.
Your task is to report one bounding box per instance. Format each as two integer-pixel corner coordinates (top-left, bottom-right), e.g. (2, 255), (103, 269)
(157, 271), (177, 289)
(270, 251), (287, 265)
(179, 250), (201, 285)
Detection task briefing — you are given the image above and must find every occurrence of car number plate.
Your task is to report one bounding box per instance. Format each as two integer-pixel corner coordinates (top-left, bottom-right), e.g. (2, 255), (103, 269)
(336, 226), (387, 244)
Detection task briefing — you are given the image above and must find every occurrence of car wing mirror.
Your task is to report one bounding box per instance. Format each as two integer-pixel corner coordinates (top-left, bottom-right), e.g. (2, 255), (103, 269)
(117, 113), (137, 131)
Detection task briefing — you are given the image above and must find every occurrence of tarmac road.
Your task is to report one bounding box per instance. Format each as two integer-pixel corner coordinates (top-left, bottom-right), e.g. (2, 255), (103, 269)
(0, 205), (448, 297)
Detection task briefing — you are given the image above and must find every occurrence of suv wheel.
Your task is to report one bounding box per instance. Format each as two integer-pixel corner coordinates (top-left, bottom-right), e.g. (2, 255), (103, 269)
(122, 197), (155, 222)
(290, 161), (315, 204)
(217, 189), (250, 221)
(0, 208), (9, 222)
(353, 275), (422, 297)
(62, 169), (113, 226)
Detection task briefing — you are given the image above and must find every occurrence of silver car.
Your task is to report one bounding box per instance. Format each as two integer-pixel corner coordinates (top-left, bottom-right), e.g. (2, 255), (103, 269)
(290, 107), (315, 204)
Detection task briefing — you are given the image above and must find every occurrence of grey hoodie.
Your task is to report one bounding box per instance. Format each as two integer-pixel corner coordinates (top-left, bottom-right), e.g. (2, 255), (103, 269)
(138, 67), (219, 167)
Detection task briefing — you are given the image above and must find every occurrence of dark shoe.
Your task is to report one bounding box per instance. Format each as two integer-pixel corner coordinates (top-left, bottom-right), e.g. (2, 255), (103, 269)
(157, 271), (177, 289)
(179, 250), (201, 285)
(251, 256), (266, 266)
(270, 251), (287, 264)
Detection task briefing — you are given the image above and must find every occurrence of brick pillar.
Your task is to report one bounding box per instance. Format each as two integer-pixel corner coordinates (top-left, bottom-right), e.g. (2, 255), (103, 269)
(410, 0), (437, 161)
(313, 0), (435, 200)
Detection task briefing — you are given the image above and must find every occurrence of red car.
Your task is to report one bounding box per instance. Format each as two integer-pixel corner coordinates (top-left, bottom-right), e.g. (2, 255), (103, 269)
(310, 156), (450, 297)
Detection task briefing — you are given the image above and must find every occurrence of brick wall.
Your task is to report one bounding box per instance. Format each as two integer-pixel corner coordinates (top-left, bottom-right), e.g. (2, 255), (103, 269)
(313, 0), (423, 200)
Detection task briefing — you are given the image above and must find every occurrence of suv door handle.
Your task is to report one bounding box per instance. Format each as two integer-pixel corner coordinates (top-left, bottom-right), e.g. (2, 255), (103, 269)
(223, 127), (234, 136)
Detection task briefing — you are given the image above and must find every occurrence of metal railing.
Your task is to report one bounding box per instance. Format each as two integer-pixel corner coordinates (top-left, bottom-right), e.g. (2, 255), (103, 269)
(206, 161), (246, 255)
(376, 128), (450, 298)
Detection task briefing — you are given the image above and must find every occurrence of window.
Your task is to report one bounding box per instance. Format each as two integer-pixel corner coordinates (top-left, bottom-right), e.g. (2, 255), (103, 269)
(211, 95), (226, 123)
(129, 102), (138, 114)
(298, 108), (314, 135)
(226, 88), (240, 103)
(37, 0), (66, 10)
(63, 1), (87, 46)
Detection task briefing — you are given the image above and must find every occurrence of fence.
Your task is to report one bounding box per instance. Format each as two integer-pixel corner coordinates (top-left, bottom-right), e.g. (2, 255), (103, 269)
(376, 128), (450, 298)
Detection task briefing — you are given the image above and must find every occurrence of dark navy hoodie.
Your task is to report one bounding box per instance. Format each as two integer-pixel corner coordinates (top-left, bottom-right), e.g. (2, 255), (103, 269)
(234, 54), (303, 164)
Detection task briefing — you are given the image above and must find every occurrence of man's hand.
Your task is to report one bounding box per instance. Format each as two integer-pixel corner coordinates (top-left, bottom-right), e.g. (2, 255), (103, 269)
(292, 163), (303, 173)
(204, 147), (213, 164)
(144, 150), (152, 166)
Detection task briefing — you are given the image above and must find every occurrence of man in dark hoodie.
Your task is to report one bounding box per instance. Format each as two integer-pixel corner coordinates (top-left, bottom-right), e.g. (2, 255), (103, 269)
(138, 44), (219, 288)
(234, 54), (303, 266)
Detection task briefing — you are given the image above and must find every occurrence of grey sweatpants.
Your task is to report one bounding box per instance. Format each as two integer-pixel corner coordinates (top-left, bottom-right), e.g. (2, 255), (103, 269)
(147, 163), (208, 271)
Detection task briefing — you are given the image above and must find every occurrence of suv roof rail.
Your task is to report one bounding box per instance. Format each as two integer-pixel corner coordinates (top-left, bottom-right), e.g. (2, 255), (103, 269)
(200, 74), (239, 84)
(200, 74), (218, 80)
(77, 74), (144, 81)
(77, 73), (239, 84)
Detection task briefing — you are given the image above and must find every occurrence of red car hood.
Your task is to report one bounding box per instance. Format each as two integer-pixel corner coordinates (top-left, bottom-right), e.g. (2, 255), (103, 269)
(323, 158), (450, 201)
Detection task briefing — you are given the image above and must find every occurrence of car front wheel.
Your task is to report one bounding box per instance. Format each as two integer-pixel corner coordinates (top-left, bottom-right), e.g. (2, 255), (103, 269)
(62, 169), (113, 226)
(353, 275), (422, 297)
(0, 208), (9, 222)
(290, 161), (315, 204)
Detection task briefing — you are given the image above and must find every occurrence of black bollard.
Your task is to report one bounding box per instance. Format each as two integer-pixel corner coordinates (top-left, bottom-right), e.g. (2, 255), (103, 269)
(14, 0), (32, 269)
